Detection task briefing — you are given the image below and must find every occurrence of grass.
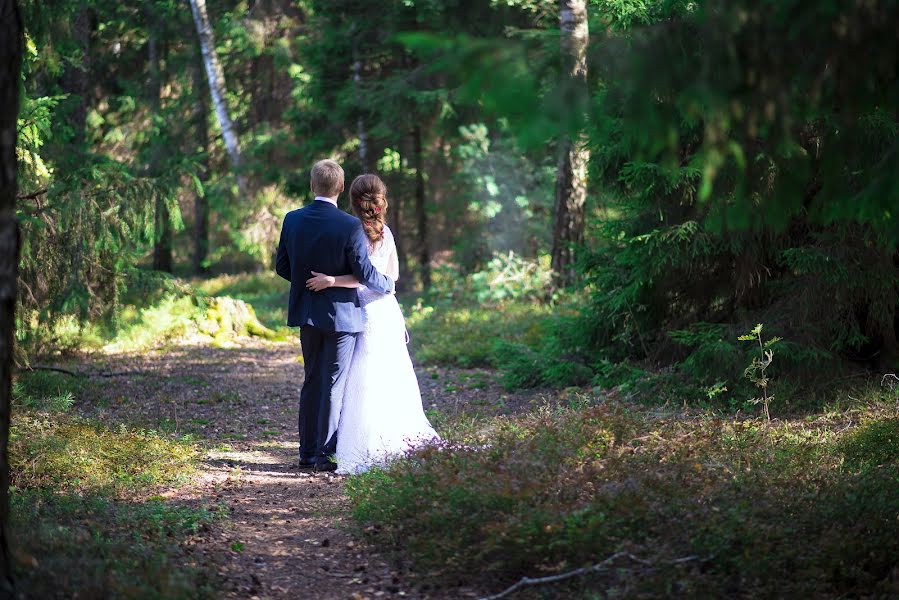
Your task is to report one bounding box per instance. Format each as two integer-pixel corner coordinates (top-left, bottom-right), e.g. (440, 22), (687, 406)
(404, 299), (551, 367)
(12, 491), (222, 599)
(10, 370), (222, 599)
(346, 386), (899, 598)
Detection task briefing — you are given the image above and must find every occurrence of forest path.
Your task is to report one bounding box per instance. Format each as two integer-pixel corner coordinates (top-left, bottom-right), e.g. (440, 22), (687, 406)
(73, 338), (533, 600)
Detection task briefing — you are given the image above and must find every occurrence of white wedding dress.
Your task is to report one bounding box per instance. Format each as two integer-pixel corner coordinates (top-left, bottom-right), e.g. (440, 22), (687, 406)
(336, 225), (439, 475)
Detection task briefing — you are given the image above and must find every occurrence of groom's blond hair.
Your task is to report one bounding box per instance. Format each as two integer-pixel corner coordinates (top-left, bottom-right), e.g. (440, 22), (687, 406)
(311, 159), (344, 198)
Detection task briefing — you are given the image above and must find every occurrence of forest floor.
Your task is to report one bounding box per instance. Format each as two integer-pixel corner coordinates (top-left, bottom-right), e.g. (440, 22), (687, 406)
(68, 337), (560, 600)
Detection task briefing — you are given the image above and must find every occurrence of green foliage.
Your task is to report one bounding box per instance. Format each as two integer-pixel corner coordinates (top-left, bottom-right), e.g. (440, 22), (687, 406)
(492, 337), (593, 390)
(9, 365), (219, 599)
(469, 252), (553, 304)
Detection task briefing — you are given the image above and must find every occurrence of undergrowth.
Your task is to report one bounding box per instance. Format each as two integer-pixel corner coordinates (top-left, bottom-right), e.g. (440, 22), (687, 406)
(21, 270), (285, 354)
(347, 389), (899, 598)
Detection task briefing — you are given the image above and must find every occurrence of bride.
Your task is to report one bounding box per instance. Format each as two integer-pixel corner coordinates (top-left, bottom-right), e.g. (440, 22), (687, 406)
(305, 174), (438, 475)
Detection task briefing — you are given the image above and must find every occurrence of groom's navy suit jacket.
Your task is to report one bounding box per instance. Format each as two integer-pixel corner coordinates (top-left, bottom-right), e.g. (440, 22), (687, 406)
(276, 199), (394, 332)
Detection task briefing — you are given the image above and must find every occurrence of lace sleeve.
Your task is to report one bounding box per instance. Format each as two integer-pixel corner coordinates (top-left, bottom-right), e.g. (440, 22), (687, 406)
(384, 226), (400, 281)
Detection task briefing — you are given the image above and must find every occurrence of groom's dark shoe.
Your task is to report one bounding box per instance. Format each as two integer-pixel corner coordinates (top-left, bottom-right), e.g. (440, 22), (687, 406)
(298, 456), (316, 469)
(314, 457), (337, 473)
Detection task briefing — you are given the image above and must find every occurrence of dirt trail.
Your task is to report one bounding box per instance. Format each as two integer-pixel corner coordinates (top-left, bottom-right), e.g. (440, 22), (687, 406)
(73, 339), (533, 600)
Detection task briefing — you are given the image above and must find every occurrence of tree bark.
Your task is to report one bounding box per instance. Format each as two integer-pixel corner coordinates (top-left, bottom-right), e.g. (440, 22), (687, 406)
(412, 125), (430, 291)
(551, 0), (589, 287)
(188, 0), (248, 198)
(389, 150), (408, 292)
(0, 1), (22, 595)
(148, 28), (172, 273)
(191, 51), (210, 275)
(60, 6), (91, 149)
(352, 31), (369, 173)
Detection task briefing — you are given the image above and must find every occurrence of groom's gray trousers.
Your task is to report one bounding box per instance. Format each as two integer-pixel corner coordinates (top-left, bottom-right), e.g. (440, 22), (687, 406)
(299, 325), (357, 459)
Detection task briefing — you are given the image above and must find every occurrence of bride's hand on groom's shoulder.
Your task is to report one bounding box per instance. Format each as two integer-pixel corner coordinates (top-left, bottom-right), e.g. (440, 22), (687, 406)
(306, 271), (335, 292)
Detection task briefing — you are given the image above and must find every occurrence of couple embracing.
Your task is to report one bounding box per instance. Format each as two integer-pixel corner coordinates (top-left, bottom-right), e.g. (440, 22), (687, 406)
(276, 159), (438, 474)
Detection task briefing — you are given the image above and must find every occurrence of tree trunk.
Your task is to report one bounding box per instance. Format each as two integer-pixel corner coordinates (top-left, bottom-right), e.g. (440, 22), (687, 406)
(412, 126), (430, 291)
(191, 52), (210, 275)
(188, 0), (248, 198)
(390, 150), (408, 292)
(551, 0), (589, 287)
(148, 28), (172, 273)
(60, 6), (91, 149)
(0, 1), (22, 595)
(352, 31), (369, 173)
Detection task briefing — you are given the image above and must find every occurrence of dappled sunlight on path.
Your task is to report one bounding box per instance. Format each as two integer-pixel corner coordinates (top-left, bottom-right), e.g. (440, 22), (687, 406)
(71, 339), (482, 600)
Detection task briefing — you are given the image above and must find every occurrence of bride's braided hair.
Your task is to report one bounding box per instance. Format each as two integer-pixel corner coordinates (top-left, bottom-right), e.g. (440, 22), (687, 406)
(350, 174), (388, 245)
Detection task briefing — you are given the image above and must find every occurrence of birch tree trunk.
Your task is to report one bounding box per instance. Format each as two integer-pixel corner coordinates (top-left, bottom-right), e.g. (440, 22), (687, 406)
(551, 0), (589, 287)
(188, 0), (248, 198)
(0, 0), (22, 594)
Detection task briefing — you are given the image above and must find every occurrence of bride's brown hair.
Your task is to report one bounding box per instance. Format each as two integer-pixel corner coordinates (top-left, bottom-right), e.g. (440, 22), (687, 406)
(350, 174), (388, 244)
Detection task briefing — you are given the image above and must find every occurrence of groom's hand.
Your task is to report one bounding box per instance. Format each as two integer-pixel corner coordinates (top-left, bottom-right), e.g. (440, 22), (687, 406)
(306, 271), (335, 292)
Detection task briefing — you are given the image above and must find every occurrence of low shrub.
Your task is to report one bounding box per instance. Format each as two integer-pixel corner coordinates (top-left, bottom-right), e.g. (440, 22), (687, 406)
(347, 403), (899, 598)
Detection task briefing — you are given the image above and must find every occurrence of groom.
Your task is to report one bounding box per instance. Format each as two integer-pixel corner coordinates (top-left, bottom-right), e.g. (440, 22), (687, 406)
(275, 159), (395, 472)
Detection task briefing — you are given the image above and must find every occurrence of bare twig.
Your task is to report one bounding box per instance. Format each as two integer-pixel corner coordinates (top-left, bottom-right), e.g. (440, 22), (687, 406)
(881, 373), (898, 391)
(477, 552), (700, 600)
(16, 187), (48, 201)
(26, 365), (80, 377)
(21, 365), (149, 378)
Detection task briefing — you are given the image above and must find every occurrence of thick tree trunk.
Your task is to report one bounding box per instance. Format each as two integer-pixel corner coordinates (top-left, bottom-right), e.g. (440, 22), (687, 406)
(412, 126), (430, 291)
(551, 0), (589, 287)
(148, 29), (172, 273)
(0, 1), (22, 595)
(191, 53), (210, 275)
(188, 0), (248, 198)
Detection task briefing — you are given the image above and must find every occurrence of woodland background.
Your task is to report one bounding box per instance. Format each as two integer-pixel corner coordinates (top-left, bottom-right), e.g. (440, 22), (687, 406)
(1, 0), (898, 598)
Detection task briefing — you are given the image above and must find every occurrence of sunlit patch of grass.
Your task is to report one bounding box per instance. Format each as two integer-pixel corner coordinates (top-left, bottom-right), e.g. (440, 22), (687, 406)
(347, 394), (899, 598)
(404, 300), (550, 367)
(25, 271), (288, 354)
(11, 413), (199, 496)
